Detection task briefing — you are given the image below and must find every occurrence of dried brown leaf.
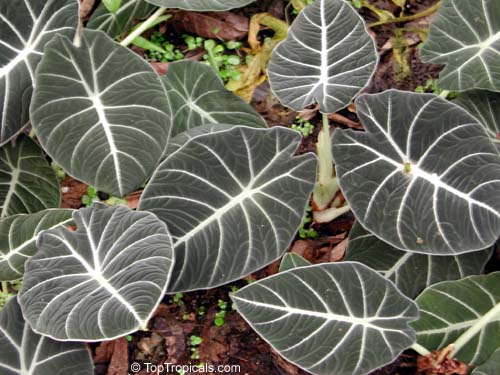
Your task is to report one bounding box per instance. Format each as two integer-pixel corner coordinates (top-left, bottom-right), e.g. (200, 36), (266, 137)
(171, 11), (248, 40)
(61, 176), (87, 209)
(106, 338), (129, 375)
(80, 0), (95, 19)
(94, 341), (114, 364)
(290, 239), (314, 261)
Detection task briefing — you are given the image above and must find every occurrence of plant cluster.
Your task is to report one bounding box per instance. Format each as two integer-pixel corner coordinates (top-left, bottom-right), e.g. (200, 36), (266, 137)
(0, 1), (500, 375)
(291, 116), (315, 137)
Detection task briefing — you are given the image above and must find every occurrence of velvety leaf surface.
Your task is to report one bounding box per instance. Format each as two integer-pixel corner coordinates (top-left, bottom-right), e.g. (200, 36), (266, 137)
(0, 0), (78, 145)
(472, 347), (500, 375)
(412, 272), (500, 366)
(0, 136), (60, 218)
(162, 60), (267, 138)
(0, 209), (73, 281)
(87, 0), (156, 38)
(454, 90), (500, 149)
(345, 222), (492, 298)
(30, 29), (171, 197)
(144, 0), (254, 11)
(231, 262), (419, 375)
(332, 90), (500, 255)
(139, 126), (317, 292)
(421, 0), (500, 91)
(268, 0), (378, 113)
(279, 252), (311, 272)
(0, 296), (93, 375)
(18, 203), (174, 341)
(164, 123), (238, 157)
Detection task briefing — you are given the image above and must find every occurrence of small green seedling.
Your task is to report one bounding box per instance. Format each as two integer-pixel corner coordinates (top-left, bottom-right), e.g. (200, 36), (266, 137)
(203, 39), (242, 81)
(184, 34), (204, 50)
(214, 299), (228, 327)
(81, 186), (98, 207)
(291, 116), (315, 137)
(51, 162), (66, 181)
(351, 0), (362, 8)
(171, 292), (184, 306)
(189, 335), (202, 359)
(190, 335), (203, 346)
(142, 31), (184, 62)
(414, 78), (441, 95)
(298, 205), (318, 239)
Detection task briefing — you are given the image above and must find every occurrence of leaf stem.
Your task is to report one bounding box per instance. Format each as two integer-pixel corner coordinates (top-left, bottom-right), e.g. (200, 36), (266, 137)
(411, 342), (431, 356)
(317, 113), (333, 183)
(313, 204), (350, 223)
(449, 301), (500, 359)
(28, 127), (36, 139)
(120, 7), (167, 47)
(206, 48), (220, 73)
(369, 1), (441, 28)
(312, 114), (338, 210)
(1, 282), (8, 294)
(439, 90), (450, 99)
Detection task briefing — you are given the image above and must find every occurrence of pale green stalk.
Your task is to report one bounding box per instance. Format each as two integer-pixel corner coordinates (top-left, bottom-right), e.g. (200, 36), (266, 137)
(411, 342), (431, 356)
(439, 90), (450, 99)
(120, 7), (167, 47)
(312, 113), (339, 210)
(450, 302), (500, 358)
(313, 204), (350, 223)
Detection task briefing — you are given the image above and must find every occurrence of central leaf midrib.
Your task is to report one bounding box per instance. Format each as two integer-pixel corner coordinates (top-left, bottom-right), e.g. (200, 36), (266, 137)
(342, 133), (500, 218)
(46, 233), (144, 325)
(173, 187), (255, 247)
(233, 295), (405, 332)
(68, 37), (124, 196)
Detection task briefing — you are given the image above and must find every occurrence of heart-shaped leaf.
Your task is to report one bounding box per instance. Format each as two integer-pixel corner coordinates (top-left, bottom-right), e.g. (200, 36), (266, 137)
(162, 60), (267, 138)
(30, 29), (171, 197)
(279, 252), (311, 272)
(139, 126), (316, 292)
(18, 203), (174, 341)
(412, 272), (500, 366)
(231, 262), (419, 375)
(0, 209), (73, 281)
(0, 0), (79, 145)
(0, 296), (93, 375)
(144, 0), (254, 11)
(0, 136), (60, 218)
(421, 0), (500, 91)
(454, 90), (500, 148)
(87, 0), (156, 38)
(332, 90), (500, 255)
(268, 0), (378, 113)
(345, 222), (492, 298)
(472, 347), (500, 375)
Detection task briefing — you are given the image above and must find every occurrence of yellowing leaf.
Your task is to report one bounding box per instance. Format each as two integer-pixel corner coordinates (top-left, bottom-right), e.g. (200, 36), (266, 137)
(225, 13), (288, 102)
